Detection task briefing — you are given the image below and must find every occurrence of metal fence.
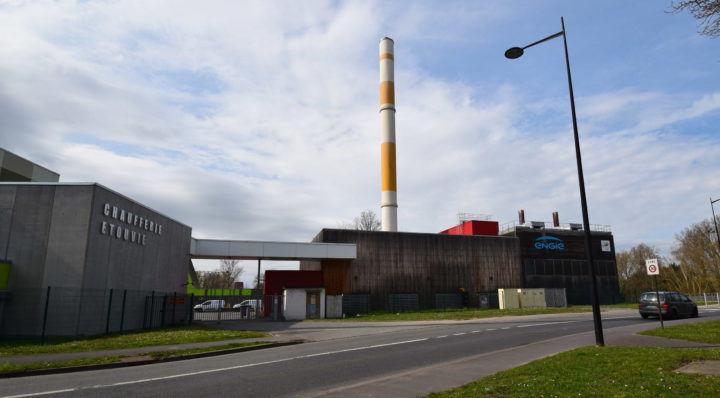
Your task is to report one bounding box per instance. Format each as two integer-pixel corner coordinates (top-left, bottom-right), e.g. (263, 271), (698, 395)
(190, 294), (284, 322)
(688, 292), (720, 306)
(389, 294), (419, 312)
(0, 287), (192, 338)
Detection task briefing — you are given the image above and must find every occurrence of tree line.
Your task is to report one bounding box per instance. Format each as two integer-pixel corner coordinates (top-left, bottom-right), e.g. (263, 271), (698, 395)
(617, 216), (720, 300)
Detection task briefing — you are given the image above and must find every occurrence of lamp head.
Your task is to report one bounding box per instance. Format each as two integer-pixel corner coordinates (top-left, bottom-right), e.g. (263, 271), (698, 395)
(504, 47), (524, 59)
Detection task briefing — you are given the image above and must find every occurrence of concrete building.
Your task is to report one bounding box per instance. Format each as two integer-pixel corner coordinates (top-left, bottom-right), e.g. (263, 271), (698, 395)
(0, 183), (192, 335)
(0, 148), (59, 182)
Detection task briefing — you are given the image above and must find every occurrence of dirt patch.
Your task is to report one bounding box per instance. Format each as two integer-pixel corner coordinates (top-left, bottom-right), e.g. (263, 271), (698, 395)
(675, 360), (720, 376)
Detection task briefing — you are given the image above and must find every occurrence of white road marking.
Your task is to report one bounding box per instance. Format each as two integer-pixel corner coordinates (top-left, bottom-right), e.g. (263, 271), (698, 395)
(517, 320), (579, 328)
(436, 335), (448, 338)
(3, 390), (77, 398)
(470, 330), (481, 333)
(501, 327), (511, 330)
(0, 339), (429, 398)
(486, 328), (496, 331)
(453, 333), (466, 336)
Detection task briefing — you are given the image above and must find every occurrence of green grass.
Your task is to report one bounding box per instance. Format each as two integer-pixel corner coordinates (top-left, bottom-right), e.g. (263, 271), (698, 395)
(0, 356), (123, 374)
(327, 307), (591, 321)
(426, 346), (720, 397)
(600, 303), (640, 309)
(0, 341), (269, 374)
(0, 325), (267, 356)
(639, 320), (720, 344)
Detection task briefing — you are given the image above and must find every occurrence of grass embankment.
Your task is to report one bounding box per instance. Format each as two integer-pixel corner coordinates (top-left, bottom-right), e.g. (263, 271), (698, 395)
(0, 325), (266, 356)
(639, 320), (720, 344)
(0, 325), (269, 374)
(427, 321), (720, 397)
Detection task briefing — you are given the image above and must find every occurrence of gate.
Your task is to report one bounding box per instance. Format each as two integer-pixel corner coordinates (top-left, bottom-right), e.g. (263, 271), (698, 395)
(191, 294), (284, 322)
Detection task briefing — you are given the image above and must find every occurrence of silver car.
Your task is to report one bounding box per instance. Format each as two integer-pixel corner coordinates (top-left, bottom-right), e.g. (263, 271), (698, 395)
(638, 291), (698, 319)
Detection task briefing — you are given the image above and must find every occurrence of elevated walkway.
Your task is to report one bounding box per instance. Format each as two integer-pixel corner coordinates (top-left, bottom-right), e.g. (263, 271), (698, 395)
(189, 238), (356, 261)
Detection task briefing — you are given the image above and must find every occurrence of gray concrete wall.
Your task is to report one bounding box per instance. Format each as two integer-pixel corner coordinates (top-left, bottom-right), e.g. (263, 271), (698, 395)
(1, 185), (58, 289)
(84, 184), (192, 294)
(43, 185), (93, 288)
(0, 183), (192, 336)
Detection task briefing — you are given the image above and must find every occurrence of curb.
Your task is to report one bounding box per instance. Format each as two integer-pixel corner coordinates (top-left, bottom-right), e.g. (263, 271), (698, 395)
(0, 340), (305, 379)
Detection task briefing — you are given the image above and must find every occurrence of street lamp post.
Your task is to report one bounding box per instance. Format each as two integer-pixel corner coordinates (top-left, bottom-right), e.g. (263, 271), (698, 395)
(505, 17), (605, 346)
(710, 197), (720, 255)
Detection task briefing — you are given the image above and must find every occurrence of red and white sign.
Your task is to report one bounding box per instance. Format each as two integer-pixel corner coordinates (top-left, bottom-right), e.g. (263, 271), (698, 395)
(646, 259), (659, 275)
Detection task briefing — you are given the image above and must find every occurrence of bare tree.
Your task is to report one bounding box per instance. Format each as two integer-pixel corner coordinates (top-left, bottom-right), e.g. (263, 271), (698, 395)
(338, 210), (382, 231)
(616, 243), (663, 301)
(669, 0), (720, 37)
(671, 217), (720, 292)
(198, 260), (244, 288)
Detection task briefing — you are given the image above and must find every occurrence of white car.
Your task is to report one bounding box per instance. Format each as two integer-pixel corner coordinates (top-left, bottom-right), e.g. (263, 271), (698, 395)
(193, 299), (225, 312)
(232, 299), (262, 314)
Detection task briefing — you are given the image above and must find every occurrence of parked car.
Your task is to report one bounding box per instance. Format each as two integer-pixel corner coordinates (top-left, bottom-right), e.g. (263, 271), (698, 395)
(232, 299), (263, 316)
(193, 299), (225, 312)
(638, 291), (698, 319)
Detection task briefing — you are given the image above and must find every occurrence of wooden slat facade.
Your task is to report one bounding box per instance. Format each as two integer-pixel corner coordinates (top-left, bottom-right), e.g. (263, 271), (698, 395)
(302, 229), (523, 309)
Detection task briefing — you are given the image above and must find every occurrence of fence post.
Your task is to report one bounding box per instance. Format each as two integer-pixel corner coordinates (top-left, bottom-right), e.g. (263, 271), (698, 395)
(119, 289), (127, 333)
(149, 291), (156, 328)
(105, 288), (114, 335)
(161, 293), (168, 327)
(188, 293), (194, 325)
(41, 286), (52, 344)
(704, 293), (708, 308)
(717, 292), (719, 306)
(172, 292), (177, 326)
(143, 296), (148, 328)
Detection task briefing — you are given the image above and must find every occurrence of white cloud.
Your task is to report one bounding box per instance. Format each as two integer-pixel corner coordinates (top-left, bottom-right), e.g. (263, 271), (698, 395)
(1, 0), (719, 272)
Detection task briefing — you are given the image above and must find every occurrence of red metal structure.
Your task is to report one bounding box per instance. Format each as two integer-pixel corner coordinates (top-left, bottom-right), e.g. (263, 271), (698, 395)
(439, 220), (499, 236)
(263, 270), (322, 295)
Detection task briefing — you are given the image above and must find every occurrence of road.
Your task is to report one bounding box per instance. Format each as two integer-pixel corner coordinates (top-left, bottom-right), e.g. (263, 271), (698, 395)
(2, 308), (719, 398)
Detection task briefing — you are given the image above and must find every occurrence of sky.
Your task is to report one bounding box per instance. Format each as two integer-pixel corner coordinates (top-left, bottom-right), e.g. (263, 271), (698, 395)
(1, 0), (719, 286)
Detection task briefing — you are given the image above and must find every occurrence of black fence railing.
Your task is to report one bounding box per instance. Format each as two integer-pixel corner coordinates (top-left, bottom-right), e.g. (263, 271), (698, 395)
(0, 287), (192, 338)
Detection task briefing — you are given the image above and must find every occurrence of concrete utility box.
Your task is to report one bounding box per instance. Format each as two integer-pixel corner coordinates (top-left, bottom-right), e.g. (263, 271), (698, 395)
(283, 288), (325, 320)
(498, 288), (520, 309)
(325, 295), (342, 318)
(518, 288), (546, 308)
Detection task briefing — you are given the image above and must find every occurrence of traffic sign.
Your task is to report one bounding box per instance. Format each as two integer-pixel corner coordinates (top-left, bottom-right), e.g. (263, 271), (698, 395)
(646, 259), (659, 275)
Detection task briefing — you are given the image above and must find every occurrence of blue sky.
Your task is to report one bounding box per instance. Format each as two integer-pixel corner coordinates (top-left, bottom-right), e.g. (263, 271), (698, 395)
(1, 1), (719, 284)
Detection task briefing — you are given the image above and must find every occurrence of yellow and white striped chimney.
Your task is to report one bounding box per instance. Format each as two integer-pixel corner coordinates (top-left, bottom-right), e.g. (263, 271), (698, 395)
(379, 37), (398, 232)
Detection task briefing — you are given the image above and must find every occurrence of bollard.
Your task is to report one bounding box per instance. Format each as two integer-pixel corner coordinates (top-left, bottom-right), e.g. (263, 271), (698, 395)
(704, 293), (708, 308)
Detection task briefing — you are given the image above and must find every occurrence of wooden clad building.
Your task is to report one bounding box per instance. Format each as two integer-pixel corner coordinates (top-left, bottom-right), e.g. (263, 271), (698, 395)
(301, 229), (523, 309)
(501, 226), (620, 304)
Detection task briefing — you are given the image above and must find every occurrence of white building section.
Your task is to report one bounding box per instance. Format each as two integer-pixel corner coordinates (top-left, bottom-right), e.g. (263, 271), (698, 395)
(190, 238), (356, 260)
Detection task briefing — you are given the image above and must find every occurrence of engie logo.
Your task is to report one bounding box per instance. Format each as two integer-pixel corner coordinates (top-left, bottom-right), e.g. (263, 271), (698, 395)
(534, 236), (565, 250)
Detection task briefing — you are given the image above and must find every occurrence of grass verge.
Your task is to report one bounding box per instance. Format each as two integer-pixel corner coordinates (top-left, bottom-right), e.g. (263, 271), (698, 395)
(426, 346), (720, 397)
(324, 307), (591, 321)
(0, 325), (267, 356)
(639, 320), (720, 344)
(0, 341), (269, 374)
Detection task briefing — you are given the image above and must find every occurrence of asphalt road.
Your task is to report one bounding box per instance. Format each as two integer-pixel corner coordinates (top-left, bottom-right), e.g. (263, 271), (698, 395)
(2, 309), (719, 398)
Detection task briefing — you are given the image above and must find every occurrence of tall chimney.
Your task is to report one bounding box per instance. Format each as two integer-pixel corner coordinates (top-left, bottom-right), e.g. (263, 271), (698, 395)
(379, 37), (398, 231)
(552, 211), (560, 227)
(518, 209), (525, 225)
